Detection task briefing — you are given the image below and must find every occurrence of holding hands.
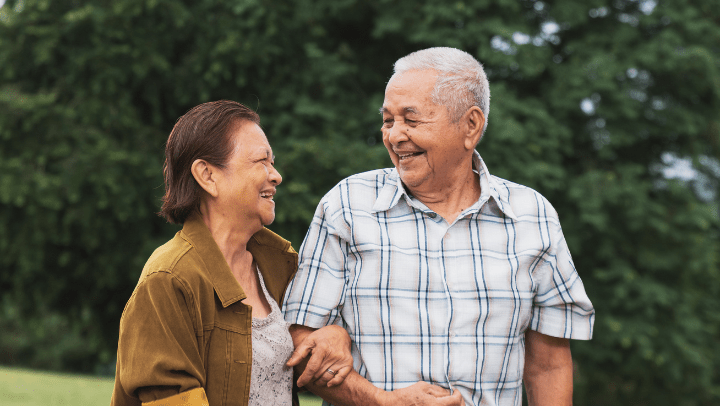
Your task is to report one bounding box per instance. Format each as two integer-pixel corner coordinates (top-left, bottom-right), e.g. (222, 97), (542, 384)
(287, 324), (354, 388)
(287, 324), (464, 405)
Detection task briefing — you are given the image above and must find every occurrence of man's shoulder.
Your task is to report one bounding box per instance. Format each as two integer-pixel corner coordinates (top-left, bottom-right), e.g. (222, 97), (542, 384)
(488, 175), (559, 220)
(322, 168), (396, 202)
(308, 168), (399, 226)
(489, 174), (540, 194)
(340, 168), (396, 186)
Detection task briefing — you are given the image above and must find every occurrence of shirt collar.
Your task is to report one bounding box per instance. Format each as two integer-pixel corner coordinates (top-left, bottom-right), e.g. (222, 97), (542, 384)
(371, 151), (518, 221)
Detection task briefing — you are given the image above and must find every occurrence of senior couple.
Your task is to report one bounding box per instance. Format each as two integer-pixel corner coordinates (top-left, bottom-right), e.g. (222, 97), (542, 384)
(112, 47), (594, 406)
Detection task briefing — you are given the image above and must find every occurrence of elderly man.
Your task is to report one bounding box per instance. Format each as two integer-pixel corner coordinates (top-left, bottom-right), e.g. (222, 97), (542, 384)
(283, 47), (595, 406)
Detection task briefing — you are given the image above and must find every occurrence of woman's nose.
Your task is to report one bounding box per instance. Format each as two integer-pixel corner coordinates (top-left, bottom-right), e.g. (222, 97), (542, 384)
(269, 164), (282, 185)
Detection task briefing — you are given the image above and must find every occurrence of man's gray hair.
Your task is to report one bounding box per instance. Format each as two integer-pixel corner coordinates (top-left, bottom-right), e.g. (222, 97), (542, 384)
(392, 47), (490, 135)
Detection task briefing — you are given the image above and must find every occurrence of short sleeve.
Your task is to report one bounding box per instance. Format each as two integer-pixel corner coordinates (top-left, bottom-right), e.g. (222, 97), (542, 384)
(113, 271), (205, 404)
(528, 220), (595, 340)
(282, 197), (349, 328)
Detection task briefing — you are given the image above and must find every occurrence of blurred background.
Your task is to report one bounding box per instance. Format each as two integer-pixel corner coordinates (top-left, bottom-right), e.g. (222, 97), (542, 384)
(0, 0), (718, 404)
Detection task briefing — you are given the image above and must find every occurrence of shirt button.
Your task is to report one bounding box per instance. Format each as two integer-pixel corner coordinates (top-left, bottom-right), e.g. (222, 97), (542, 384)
(428, 212), (437, 219)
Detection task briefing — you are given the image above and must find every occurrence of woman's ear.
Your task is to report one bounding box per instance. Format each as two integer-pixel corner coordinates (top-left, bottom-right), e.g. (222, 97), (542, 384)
(191, 159), (219, 197)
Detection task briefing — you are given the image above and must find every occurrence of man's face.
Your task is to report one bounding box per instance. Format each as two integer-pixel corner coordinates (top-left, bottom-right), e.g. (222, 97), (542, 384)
(381, 69), (467, 192)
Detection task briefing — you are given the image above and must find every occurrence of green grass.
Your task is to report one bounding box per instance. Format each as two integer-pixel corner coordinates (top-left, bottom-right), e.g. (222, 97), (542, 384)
(0, 366), (323, 405)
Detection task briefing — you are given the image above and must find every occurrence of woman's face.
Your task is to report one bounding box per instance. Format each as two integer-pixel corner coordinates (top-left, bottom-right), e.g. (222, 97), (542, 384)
(214, 121), (282, 230)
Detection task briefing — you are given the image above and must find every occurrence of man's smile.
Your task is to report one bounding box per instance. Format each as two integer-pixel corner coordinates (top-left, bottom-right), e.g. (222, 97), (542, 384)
(396, 151), (426, 161)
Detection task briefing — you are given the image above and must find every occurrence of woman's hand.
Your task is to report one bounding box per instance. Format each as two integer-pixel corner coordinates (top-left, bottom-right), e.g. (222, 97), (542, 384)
(286, 324), (354, 387)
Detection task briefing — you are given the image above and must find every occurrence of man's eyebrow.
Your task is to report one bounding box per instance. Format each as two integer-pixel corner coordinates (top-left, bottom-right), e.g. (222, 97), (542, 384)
(378, 106), (421, 114)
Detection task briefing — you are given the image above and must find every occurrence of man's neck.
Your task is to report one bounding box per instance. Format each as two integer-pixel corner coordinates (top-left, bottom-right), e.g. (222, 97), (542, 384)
(406, 165), (481, 224)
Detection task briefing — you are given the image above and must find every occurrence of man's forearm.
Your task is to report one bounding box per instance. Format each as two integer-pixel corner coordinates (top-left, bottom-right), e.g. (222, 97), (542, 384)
(289, 324), (464, 406)
(302, 369), (387, 406)
(300, 365), (467, 406)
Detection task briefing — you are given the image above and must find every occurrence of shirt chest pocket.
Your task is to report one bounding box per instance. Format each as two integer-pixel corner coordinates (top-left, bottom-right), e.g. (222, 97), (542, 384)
(204, 303), (252, 406)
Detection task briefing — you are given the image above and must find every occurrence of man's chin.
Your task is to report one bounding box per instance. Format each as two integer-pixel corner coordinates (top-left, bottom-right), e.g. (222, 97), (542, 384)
(398, 172), (429, 191)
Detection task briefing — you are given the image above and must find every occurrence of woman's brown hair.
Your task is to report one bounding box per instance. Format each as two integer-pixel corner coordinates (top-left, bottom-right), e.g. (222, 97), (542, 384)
(160, 100), (260, 224)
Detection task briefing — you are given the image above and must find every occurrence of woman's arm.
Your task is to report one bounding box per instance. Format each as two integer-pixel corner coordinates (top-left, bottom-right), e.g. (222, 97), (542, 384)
(112, 272), (206, 406)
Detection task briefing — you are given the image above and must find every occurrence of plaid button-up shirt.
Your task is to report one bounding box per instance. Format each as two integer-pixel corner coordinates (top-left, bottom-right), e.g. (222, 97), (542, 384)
(283, 152), (594, 406)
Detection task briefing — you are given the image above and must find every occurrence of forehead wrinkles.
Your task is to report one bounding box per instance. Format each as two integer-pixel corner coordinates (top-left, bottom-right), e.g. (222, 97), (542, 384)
(232, 127), (271, 160)
(384, 81), (443, 120)
(380, 106), (423, 116)
(382, 87), (439, 117)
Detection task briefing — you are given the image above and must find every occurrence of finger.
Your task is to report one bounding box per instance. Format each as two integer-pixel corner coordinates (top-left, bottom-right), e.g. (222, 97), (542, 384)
(424, 384), (452, 397)
(296, 349), (325, 387)
(439, 389), (465, 406)
(310, 342), (343, 368)
(286, 344), (313, 367)
(312, 372), (331, 388)
(310, 363), (342, 388)
(326, 365), (352, 387)
(308, 352), (334, 382)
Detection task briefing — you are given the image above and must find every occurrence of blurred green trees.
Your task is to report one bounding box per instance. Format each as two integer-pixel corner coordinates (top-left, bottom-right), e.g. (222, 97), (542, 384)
(0, 0), (718, 404)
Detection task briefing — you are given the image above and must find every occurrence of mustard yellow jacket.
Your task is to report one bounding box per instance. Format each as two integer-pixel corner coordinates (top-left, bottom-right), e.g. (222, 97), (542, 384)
(111, 214), (299, 406)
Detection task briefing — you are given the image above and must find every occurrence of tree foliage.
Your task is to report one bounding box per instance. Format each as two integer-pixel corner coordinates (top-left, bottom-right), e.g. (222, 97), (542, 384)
(0, 0), (718, 404)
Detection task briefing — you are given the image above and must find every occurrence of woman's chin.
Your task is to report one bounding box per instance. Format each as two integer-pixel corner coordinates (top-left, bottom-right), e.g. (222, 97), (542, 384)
(261, 212), (276, 226)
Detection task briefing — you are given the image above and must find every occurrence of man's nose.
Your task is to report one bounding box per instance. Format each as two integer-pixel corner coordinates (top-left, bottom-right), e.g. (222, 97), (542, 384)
(386, 120), (409, 145)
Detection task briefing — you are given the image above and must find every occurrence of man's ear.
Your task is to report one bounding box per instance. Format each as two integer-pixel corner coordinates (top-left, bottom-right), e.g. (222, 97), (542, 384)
(191, 159), (219, 198)
(463, 106), (485, 150)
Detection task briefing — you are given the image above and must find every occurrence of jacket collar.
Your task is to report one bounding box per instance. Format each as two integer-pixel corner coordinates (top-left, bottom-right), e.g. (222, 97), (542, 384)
(248, 227), (298, 308)
(180, 213), (298, 308)
(372, 150), (518, 220)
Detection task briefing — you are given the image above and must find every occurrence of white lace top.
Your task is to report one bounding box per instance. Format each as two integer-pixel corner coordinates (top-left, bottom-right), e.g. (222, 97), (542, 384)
(248, 268), (294, 406)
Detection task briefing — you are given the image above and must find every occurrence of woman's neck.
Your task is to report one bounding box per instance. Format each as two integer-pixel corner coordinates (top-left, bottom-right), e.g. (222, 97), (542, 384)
(199, 203), (259, 279)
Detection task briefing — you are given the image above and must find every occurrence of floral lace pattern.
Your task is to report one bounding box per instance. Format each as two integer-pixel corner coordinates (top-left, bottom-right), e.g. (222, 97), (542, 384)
(248, 268), (294, 406)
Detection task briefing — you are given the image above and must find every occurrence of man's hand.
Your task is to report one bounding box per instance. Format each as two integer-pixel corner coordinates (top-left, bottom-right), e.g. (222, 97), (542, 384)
(379, 382), (465, 406)
(286, 324), (353, 387)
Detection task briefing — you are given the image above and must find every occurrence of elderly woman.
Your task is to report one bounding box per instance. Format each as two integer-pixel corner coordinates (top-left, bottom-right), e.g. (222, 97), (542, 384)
(111, 101), (351, 406)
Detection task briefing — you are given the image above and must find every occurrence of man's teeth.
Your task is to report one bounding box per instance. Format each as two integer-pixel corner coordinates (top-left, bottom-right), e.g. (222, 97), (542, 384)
(399, 152), (422, 159)
(260, 192), (273, 198)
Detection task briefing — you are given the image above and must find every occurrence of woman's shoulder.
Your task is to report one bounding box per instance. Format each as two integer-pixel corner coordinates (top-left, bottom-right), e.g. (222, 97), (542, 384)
(136, 231), (211, 292)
